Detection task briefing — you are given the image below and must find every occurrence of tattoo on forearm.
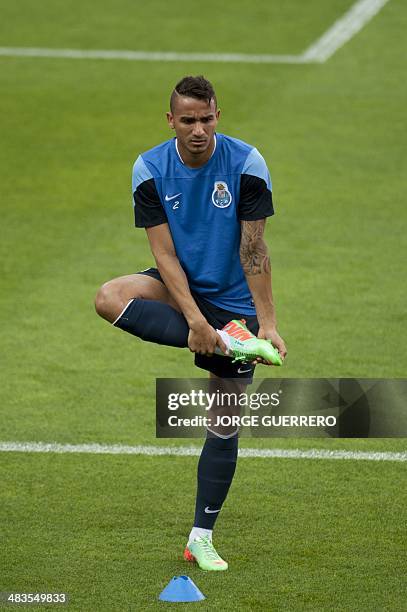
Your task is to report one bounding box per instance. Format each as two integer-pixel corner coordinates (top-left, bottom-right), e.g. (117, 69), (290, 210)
(240, 220), (271, 275)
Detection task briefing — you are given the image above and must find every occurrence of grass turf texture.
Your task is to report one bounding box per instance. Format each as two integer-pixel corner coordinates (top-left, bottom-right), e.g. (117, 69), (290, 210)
(1, 454), (406, 611)
(1, 0), (406, 609)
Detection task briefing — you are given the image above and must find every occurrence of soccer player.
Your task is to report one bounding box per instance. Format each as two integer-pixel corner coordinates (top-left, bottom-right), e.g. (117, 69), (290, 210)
(95, 75), (287, 571)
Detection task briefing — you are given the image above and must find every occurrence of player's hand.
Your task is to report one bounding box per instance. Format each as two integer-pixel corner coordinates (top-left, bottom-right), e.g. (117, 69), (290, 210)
(188, 319), (228, 356)
(253, 326), (287, 365)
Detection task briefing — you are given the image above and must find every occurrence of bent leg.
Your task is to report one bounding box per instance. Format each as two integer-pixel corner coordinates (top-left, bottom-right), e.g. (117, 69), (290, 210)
(95, 273), (189, 348)
(95, 273), (180, 323)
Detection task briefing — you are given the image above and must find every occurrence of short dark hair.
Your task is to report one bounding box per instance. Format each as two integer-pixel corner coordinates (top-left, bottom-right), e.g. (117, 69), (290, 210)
(170, 75), (217, 112)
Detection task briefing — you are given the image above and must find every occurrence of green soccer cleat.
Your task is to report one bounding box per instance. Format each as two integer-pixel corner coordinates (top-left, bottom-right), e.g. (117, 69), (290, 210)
(216, 319), (283, 366)
(184, 536), (228, 571)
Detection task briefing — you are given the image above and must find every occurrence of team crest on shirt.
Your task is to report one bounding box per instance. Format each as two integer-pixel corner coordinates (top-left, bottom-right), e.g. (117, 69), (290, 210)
(212, 181), (232, 208)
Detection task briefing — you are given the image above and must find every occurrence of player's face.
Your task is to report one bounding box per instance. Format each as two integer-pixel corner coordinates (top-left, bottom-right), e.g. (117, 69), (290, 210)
(167, 96), (220, 162)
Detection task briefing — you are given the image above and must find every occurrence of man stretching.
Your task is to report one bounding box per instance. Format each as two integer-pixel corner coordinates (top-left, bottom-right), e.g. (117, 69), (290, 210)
(95, 75), (286, 570)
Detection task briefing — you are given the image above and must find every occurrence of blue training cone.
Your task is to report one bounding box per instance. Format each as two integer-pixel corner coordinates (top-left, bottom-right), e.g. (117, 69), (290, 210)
(159, 575), (205, 602)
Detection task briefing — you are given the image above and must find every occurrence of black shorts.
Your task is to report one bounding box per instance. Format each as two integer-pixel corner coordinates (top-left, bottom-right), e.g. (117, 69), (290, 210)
(138, 267), (259, 381)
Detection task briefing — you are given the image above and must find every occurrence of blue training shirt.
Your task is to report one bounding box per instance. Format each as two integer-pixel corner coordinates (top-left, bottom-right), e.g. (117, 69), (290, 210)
(132, 133), (274, 315)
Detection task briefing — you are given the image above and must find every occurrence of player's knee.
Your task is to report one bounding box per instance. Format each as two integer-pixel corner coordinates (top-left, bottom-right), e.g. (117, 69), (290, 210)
(94, 281), (119, 322)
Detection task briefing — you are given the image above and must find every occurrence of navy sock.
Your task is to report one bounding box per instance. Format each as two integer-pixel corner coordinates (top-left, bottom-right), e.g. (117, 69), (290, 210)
(114, 299), (189, 348)
(193, 432), (238, 529)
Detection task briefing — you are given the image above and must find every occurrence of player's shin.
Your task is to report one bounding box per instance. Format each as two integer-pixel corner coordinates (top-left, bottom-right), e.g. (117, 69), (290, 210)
(192, 429), (238, 533)
(113, 298), (189, 347)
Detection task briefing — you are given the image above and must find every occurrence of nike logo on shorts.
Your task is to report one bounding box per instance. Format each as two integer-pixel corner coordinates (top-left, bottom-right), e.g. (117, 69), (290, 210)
(165, 192), (182, 201)
(237, 366), (252, 374)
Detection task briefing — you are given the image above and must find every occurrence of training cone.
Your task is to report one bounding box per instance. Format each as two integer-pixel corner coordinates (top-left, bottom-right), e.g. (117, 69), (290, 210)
(158, 575), (205, 602)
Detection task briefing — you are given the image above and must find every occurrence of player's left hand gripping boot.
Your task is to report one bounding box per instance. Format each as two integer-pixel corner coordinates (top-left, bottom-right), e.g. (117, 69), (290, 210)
(216, 319), (283, 366)
(184, 536), (228, 571)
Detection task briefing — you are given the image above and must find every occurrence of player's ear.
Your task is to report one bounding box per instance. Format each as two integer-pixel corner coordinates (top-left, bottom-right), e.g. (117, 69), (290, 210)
(166, 112), (175, 129)
(215, 108), (221, 120)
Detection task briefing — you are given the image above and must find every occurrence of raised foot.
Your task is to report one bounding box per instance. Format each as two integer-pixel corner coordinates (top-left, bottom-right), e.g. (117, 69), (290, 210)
(217, 319), (282, 366)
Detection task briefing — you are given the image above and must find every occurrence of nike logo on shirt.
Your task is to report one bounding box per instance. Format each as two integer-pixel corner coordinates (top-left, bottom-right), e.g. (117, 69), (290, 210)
(165, 193), (182, 201)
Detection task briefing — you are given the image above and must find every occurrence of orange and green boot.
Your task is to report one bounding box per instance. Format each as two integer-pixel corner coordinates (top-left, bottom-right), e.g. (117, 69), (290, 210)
(184, 536), (228, 571)
(216, 319), (283, 366)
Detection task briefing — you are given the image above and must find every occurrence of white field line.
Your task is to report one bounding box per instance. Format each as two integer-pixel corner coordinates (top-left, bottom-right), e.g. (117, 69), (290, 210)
(0, 0), (390, 65)
(302, 0), (391, 62)
(0, 47), (303, 64)
(0, 441), (406, 462)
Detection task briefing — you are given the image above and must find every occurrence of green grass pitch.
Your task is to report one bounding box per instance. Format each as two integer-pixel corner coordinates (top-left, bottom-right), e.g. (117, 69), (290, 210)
(0, 0), (406, 610)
